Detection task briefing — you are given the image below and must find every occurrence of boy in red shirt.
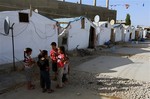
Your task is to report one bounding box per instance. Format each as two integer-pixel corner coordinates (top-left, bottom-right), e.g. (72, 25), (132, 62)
(50, 42), (58, 80)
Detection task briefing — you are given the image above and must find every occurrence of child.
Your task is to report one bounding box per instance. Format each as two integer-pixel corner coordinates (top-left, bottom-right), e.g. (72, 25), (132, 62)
(23, 48), (35, 90)
(50, 42), (58, 80)
(56, 46), (66, 88)
(37, 50), (54, 93)
(62, 55), (70, 83)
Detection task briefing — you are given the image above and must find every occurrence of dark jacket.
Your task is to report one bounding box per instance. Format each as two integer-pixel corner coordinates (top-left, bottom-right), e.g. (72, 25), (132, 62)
(37, 58), (49, 71)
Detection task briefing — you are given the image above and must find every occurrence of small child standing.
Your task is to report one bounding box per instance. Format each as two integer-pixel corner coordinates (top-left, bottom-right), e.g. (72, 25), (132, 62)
(56, 46), (66, 88)
(37, 50), (54, 93)
(23, 48), (35, 90)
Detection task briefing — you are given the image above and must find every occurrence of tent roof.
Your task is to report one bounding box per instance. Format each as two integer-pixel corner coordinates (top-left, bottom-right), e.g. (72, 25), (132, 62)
(54, 16), (85, 28)
(55, 16), (95, 28)
(98, 21), (108, 25)
(54, 16), (85, 23)
(93, 21), (112, 27)
(0, 9), (57, 22)
(112, 24), (123, 28)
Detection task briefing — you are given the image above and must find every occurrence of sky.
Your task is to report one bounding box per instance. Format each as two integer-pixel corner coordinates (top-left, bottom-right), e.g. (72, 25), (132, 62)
(63, 0), (150, 26)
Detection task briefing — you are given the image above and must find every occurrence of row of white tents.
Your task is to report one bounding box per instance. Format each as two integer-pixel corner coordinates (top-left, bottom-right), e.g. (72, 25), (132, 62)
(57, 17), (147, 50)
(0, 9), (148, 65)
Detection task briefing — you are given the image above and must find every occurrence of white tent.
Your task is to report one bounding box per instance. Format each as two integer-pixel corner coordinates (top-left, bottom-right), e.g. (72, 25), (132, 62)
(56, 17), (96, 50)
(135, 28), (143, 40)
(131, 26), (136, 40)
(94, 21), (112, 45)
(123, 25), (132, 42)
(112, 24), (124, 42)
(143, 30), (147, 39)
(0, 9), (58, 65)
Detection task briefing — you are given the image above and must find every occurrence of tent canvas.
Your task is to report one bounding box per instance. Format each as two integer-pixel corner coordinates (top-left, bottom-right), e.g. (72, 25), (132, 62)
(131, 26), (136, 40)
(143, 30), (147, 38)
(113, 24), (124, 42)
(94, 21), (112, 45)
(0, 9), (58, 65)
(123, 25), (132, 42)
(56, 17), (96, 50)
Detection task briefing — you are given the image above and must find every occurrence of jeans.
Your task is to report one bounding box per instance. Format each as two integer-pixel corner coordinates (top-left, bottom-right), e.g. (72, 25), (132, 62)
(40, 71), (51, 89)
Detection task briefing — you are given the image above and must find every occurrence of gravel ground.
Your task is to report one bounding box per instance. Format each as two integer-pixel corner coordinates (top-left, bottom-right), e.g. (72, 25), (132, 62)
(64, 42), (150, 99)
(70, 70), (150, 99)
(1, 41), (150, 99)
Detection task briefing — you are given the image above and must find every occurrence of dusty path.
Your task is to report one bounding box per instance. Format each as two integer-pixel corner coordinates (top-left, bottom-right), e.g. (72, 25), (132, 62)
(72, 41), (150, 99)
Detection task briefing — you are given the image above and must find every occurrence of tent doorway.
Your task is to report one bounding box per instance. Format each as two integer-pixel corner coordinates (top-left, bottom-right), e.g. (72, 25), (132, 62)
(129, 32), (132, 40)
(110, 29), (115, 42)
(58, 30), (69, 50)
(88, 26), (95, 48)
(135, 31), (139, 40)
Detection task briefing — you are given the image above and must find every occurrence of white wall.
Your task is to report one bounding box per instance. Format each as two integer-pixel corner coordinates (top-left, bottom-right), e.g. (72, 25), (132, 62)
(124, 31), (130, 42)
(114, 27), (122, 42)
(139, 30), (143, 38)
(97, 23), (111, 45)
(0, 10), (58, 65)
(124, 27), (131, 42)
(143, 30), (147, 38)
(67, 18), (92, 50)
(131, 28), (136, 40)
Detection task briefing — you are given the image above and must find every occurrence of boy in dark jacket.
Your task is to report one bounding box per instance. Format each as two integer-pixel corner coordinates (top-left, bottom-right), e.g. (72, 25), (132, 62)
(37, 50), (54, 93)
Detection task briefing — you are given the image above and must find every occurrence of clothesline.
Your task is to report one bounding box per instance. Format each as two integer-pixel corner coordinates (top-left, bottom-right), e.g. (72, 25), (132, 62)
(110, 3), (145, 9)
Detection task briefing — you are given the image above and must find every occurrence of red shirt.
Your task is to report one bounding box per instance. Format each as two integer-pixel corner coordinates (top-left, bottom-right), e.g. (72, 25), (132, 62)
(57, 53), (65, 68)
(50, 49), (58, 62)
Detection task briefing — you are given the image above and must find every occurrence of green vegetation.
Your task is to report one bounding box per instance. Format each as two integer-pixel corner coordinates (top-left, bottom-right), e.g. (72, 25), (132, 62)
(125, 14), (131, 25)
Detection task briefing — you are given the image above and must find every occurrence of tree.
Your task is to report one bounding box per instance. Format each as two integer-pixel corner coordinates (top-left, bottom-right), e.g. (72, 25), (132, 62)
(125, 14), (131, 25)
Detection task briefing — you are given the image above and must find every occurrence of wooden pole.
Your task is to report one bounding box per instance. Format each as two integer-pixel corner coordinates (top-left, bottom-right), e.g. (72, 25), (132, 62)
(106, 0), (109, 9)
